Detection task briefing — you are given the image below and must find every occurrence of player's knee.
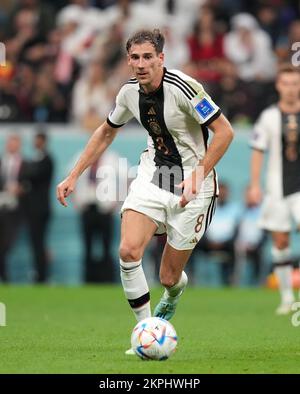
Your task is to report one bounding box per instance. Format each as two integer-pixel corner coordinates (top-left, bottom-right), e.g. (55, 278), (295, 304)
(119, 242), (143, 262)
(159, 272), (178, 288)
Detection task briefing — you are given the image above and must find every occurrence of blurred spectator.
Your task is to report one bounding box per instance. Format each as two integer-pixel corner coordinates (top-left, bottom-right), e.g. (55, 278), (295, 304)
(106, 57), (134, 99)
(55, 1), (111, 69)
(152, 0), (206, 37)
(8, 8), (46, 66)
(32, 62), (68, 122)
(256, 5), (280, 47)
(22, 132), (54, 283)
(71, 61), (112, 131)
(0, 0), (299, 127)
(0, 135), (27, 282)
(223, 13), (277, 122)
(15, 63), (35, 122)
(276, 20), (300, 63)
(93, 0), (118, 10)
(196, 182), (241, 286)
(106, 0), (167, 39)
(54, 4), (84, 87)
(5, 0), (55, 41)
(160, 23), (189, 70)
(92, 23), (124, 70)
(206, 0), (245, 26)
(234, 186), (266, 285)
(0, 62), (20, 122)
(0, 0), (10, 39)
(72, 149), (125, 283)
(224, 13), (276, 82)
(187, 5), (227, 90)
(216, 60), (275, 124)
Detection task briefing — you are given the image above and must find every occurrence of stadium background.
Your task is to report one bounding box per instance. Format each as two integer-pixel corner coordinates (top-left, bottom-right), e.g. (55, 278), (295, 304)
(2, 126), (299, 286)
(0, 126), (258, 285)
(0, 0), (300, 286)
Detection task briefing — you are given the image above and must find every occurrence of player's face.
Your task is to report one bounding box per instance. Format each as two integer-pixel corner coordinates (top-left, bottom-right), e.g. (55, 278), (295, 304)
(127, 42), (164, 91)
(276, 72), (300, 103)
(6, 136), (21, 154)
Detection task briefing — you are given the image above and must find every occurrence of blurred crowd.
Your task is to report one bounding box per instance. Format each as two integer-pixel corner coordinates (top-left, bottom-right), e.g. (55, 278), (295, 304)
(0, 0), (300, 128)
(0, 131), (53, 283)
(0, 133), (271, 286)
(1, 0), (300, 285)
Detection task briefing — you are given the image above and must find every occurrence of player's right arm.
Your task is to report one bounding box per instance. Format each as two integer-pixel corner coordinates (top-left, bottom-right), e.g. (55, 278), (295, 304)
(56, 121), (118, 207)
(249, 148), (264, 204)
(248, 110), (270, 205)
(57, 84), (133, 207)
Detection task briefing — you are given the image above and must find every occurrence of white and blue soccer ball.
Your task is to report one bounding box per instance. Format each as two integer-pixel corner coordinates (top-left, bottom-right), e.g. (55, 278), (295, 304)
(131, 317), (178, 360)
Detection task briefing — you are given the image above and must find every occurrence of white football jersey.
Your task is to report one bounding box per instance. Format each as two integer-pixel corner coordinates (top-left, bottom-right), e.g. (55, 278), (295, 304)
(250, 104), (300, 198)
(107, 68), (221, 197)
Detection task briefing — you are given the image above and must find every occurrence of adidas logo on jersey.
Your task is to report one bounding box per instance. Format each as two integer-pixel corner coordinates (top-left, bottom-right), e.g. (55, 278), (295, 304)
(147, 107), (156, 115)
(189, 237), (198, 244)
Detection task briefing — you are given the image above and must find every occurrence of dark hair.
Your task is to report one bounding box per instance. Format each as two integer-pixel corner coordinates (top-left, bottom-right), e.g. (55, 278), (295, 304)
(35, 132), (47, 142)
(126, 29), (165, 54)
(277, 63), (300, 78)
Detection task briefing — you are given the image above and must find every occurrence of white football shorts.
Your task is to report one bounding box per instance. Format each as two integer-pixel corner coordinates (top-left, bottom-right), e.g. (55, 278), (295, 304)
(259, 192), (300, 232)
(121, 176), (217, 250)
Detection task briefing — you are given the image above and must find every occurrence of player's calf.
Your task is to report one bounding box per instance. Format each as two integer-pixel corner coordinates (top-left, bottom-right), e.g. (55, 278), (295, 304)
(154, 271), (188, 320)
(120, 259), (151, 322)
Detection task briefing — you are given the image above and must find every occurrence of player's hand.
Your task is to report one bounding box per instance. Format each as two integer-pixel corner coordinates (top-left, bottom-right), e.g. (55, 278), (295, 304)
(56, 176), (77, 207)
(247, 185), (262, 205)
(176, 167), (204, 208)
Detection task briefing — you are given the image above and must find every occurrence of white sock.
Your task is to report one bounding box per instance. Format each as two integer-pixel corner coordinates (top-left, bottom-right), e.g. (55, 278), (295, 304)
(120, 259), (151, 321)
(272, 247), (294, 304)
(162, 271), (188, 303)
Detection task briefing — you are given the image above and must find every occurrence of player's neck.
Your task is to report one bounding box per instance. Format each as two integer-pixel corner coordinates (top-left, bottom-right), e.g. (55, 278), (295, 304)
(279, 100), (300, 114)
(141, 68), (164, 94)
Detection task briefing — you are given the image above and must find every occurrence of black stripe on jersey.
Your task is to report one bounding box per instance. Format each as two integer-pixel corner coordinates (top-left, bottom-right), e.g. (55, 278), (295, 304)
(213, 168), (218, 197)
(208, 196), (216, 226)
(165, 70), (198, 96)
(202, 109), (221, 127)
(201, 124), (209, 150)
(281, 111), (300, 196)
(138, 78), (184, 195)
(164, 77), (193, 100)
(204, 196), (215, 232)
(125, 77), (138, 85)
(165, 76), (222, 127)
(106, 117), (125, 128)
(127, 292), (150, 309)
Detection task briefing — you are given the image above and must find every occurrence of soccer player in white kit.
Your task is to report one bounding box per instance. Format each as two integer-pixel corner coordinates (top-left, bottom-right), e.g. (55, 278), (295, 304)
(57, 30), (234, 352)
(249, 64), (300, 315)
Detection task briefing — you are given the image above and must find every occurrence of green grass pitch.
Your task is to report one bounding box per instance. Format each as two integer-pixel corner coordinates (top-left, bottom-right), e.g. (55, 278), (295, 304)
(0, 285), (299, 374)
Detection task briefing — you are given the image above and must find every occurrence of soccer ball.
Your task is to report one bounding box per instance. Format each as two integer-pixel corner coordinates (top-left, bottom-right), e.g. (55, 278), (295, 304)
(131, 317), (178, 360)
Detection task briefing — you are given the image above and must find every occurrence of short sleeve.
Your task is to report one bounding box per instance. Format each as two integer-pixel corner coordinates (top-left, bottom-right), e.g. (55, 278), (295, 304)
(179, 78), (221, 126)
(107, 86), (133, 128)
(250, 112), (270, 151)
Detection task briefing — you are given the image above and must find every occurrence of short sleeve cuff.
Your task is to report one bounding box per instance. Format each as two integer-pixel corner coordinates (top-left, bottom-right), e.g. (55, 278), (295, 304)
(249, 145), (266, 152)
(107, 117), (125, 129)
(202, 109), (221, 127)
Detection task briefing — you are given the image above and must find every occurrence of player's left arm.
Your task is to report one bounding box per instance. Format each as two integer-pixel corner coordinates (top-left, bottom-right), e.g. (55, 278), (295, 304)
(179, 114), (234, 208)
(201, 113), (234, 178)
